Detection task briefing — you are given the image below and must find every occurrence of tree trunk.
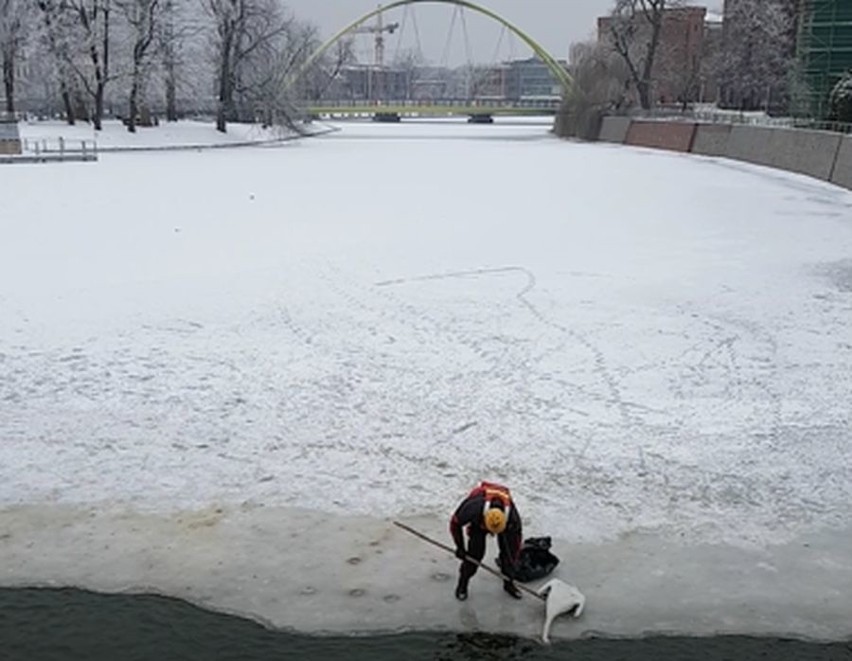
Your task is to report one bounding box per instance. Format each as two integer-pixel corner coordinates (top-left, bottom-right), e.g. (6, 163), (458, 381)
(164, 65), (177, 121)
(94, 82), (104, 130)
(161, 0), (178, 121)
(128, 74), (139, 133)
(216, 30), (234, 133)
(637, 80), (652, 110)
(216, 89), (228, 133)
(60, 79), (75, 125)
(2, 52), (14, 113)
(85, 2), (110, 131)
(639, 6), (663, 110)
(38, 2), (74, 123)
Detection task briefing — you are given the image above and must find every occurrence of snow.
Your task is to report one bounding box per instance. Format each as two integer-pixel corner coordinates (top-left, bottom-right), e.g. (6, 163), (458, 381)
(2, 117), (852, 639)
(16, 117), (302, 151)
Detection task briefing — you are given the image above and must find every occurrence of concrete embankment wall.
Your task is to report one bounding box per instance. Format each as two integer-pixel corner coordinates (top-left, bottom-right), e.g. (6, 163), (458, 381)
(626, 121), (697, 152)
(831, 136), (852, 190)
(691, 124), (732, 157)
(593, 116), (852, 191)
(597, 116), (632, 144)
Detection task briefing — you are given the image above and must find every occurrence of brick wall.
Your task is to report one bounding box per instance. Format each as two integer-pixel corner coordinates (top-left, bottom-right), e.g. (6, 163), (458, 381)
(625, 120), (697, 152)
(0, 139), (22, 155)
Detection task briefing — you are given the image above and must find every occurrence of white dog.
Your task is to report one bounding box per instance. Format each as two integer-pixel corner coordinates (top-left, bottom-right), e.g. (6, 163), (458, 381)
(536, 579), (586, 644)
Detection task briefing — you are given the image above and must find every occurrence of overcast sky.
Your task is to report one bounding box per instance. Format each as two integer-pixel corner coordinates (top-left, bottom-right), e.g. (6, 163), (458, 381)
(284, 0), (724, 65)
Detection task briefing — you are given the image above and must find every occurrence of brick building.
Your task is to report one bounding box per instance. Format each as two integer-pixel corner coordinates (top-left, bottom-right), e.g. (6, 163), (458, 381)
(598, 6), (708, 106)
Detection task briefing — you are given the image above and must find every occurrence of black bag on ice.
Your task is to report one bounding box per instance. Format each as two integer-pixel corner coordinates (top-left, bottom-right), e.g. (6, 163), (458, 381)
(514, 536), (560, 583)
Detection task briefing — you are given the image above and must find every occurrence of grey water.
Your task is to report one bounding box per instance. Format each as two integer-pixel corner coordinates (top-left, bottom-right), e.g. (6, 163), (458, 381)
(2, 587), (851, 661)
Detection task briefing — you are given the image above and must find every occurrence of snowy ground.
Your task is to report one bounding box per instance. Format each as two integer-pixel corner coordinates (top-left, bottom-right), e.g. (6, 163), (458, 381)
(16, 117), (307, 151)
(1, 117), (851, 641)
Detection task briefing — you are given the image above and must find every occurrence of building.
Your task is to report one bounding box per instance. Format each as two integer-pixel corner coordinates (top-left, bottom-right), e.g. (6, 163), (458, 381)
(797, 0), (852, 117)
(598, 6), (708, 106)
(324, 65), (411, 102)
(505, 57), (566, 100)
(471, 57), (567, 102)
(700, 10), (724, 103)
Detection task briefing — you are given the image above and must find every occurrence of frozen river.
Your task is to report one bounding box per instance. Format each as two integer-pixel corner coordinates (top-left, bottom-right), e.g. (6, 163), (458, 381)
(1, 118), (851, 642)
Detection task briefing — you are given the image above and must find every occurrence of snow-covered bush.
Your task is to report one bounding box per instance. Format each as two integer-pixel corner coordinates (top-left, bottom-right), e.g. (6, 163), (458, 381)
(829, 71), (852, 123)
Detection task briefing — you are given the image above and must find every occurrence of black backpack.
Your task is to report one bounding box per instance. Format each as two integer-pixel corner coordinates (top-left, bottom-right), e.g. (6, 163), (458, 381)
(514, 536), (560, 583)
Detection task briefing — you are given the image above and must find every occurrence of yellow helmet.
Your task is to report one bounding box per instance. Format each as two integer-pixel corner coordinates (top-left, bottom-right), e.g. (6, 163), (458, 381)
(484, 508), (507, 534)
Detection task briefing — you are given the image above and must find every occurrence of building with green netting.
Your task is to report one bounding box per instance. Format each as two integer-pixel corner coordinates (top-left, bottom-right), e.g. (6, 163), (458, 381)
(797, 0), (852, 118)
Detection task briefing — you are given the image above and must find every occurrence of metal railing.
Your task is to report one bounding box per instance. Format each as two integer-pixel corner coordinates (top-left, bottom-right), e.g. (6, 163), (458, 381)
(21, 137), (98, 161)
(618, 107), (852, 134)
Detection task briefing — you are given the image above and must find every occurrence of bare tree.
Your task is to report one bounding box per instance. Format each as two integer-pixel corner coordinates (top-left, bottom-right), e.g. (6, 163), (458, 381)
(204, 0), (292, 132)
(391, 47), (424, 101)
(116, 0), (160, 132)
(63, 0), (113, 130)
(0, 0), (32, 113)
(654, 10), (701, 110)
(715, 0), (792, 112)
(36, 0), (79, 123)
(248, 20), (322, 130)
(158, 0), (201, 121)
(604, 0), (676, 110)
(298, 36), (354, 102)
(205, 0), (240, 131)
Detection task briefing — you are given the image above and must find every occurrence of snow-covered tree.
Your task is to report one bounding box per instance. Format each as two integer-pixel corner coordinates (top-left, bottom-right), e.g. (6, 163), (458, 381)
(715, 0), (793, 112)
(204, 0), (287, 132)
(236, 16), (318, 129)
(7, 0), (323, 131)
(158, 0), (203, 122)
(829, 71), (852, 123)
(61, 0), (114, 130)
(36, 0), (81, 123)
(0, 0), (32, 113)
(116, 0), (161, 132)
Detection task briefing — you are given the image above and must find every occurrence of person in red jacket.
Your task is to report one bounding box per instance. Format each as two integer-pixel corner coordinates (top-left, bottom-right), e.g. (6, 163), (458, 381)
(449, 480), (523, 601)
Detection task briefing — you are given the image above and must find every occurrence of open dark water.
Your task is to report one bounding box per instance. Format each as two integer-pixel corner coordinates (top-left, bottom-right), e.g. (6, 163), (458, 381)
(2, 587), (851, 661)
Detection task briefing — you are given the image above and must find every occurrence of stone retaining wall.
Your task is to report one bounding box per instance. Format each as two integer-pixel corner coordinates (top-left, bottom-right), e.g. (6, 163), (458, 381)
(830, 135), (852, 190)
(594, 117), (852, 192)
(597, 116), (631, 144)
(691, 124), (732, 157)
(625, 120), (697, 152)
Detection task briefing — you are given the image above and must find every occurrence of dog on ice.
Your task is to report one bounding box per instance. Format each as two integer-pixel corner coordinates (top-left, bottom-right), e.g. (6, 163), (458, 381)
(536, 579), (586, 644)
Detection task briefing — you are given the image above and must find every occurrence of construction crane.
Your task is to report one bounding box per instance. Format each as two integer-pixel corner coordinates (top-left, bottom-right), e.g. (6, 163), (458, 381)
(350, 5), (399, 69)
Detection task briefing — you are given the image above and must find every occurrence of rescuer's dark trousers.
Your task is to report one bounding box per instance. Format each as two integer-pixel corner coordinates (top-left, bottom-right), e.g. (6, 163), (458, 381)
(458, 528), (518, 596)
(458, 527), (487, 585)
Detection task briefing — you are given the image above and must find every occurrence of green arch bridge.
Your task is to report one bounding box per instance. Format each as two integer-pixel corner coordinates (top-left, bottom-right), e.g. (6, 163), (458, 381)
(287, 0), (573, 120)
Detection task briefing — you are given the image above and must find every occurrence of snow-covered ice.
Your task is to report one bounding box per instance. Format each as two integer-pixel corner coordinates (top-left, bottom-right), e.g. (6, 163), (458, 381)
(1, 117), (851, 641)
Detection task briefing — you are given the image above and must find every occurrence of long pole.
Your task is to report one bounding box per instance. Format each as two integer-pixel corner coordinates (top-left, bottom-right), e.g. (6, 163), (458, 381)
(393, 520), (544, 601)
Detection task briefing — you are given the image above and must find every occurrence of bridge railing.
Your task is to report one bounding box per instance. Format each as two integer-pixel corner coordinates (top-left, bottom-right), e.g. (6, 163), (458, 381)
(302, 98), (562, 110)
